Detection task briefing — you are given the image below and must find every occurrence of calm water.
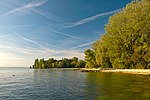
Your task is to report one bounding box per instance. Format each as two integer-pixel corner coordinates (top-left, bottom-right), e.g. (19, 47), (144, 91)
(0, 67), (150, 100)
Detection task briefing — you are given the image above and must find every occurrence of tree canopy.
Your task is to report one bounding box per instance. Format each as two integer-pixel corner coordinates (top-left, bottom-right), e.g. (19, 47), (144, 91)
(89, 0), (150, 69)
(32, 57), (86, 69)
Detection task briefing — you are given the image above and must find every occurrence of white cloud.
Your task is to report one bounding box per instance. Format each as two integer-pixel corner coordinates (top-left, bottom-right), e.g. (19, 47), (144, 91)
(6, 0), (63, 22)
(0, 0), (48, 18)
(14, 32), (60, 49)
(49, 29), (79, 39)
(0, 43), (85, 67)
(71, 41), (94, 49)
(65, 9), (122, 28)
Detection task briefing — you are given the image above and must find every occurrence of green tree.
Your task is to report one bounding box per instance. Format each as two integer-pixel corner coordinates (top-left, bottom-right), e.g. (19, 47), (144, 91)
(46, 58), (55, 68)
(71, 57), (78, 67)
(58, 61), (65, 68)
(76, 60), (86, 68)
(39, 58), (45, 69)
(33, 59), (39, 69)
(84, 49), (97, 68)
(86, 0), (150, 69)
(104, 0), (150, 68)
(92, 37), (112, 68)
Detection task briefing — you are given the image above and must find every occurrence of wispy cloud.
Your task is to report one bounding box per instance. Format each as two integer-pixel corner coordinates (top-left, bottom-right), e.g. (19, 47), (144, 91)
(7, 0), (63, 22)
(30, 7), (64, 22)
(25, 0), (48, 7)
(0, 52), (23, 60)
(53, 50), (84, 60)
(71, 41), (94, 49)
(65, 9), (122, 28)
(0, 0), (48, 18)
(0, 44), (56, 55)
(14, 32), (62, 49)
(14, 32), (44, 47)
(0, 43), (84, 59)
(0, 38), (84, 67)
(49, 29), (80, 39)
(0, 24), (36, 29)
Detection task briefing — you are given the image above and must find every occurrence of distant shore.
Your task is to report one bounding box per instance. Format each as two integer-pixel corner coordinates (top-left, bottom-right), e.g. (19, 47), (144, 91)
(74, 68), (150, 75)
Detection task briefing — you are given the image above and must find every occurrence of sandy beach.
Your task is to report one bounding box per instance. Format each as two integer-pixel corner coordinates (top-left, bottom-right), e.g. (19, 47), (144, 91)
(102, 69), (150, 75)
(74, 68), (150, 75)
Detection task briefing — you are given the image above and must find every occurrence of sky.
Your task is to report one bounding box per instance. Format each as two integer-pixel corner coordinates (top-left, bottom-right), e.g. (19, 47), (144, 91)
(0, 0), (133, 67)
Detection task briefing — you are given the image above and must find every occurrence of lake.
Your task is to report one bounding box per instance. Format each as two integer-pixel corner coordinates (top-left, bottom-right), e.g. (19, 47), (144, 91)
(0, 67), (150, 100)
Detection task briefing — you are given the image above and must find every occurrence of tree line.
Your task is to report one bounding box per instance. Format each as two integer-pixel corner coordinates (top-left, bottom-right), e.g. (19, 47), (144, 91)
(33, 57), (86, 69)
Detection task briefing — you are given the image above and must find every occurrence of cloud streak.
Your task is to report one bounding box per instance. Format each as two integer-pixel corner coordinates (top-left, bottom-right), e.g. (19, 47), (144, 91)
(6, 0), (63, 22)
(2, 24), (35, 28)
(71, 41), (94, 49)
(49, 29), (80, 39)
(14, 32), (62, 49)
(0, 48), (84, 67)
(0, 44), (56, 55)
(65, 9), (122, 28)
(0, 0), (48, 18)
(0, 43), (84, 59)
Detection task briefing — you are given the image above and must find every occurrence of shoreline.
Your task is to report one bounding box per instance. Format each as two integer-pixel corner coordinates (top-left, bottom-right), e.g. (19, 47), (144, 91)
(73, 68), (150, 75)
(102, 69), (150, 75)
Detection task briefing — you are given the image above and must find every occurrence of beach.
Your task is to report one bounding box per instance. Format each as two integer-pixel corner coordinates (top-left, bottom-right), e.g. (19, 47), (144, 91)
(74, 68), (150, 75)
(102, 69), (150, 75)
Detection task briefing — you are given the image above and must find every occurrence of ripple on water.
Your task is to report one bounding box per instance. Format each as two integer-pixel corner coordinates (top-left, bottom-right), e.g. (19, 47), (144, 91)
(0, 68), (150, 100)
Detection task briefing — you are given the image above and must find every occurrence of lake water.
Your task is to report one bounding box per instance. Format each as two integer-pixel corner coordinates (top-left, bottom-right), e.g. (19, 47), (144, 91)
(0, 67), (150, 100)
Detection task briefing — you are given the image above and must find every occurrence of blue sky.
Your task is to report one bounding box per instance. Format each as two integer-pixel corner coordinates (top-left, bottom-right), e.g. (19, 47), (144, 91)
(0, 0), (133, 67)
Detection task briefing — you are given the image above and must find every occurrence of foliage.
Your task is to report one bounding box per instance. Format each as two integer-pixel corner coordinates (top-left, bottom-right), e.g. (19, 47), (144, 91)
(84, 49), (97, 68)
(76, 60), (86, 68)
(32, 57), (86, 69)
(89, 0), (150, 69)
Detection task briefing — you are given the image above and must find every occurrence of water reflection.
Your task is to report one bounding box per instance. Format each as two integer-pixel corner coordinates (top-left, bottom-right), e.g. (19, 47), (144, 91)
(85, 72), (150, 100)
(33, 69), (87, 100)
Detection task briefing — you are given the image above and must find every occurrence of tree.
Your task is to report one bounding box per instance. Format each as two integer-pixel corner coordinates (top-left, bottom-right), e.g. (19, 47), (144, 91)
(84, 49), (97, 68)
(58, 61), (65, 68)
(33, 59), (39, 69)
(71, 57), (78, 67)
(92, 37), (112, 68)
(104, 0), (150, 68)
(76, 60), (86, 68)
(85, 0), (150, 69)
(46, 58), (55, 68)
(39, 58), (45, 69)
(62, 58), (70, 68)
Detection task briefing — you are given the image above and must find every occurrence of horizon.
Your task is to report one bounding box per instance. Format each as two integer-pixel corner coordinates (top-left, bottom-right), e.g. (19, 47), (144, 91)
(0, 0), (132, 67)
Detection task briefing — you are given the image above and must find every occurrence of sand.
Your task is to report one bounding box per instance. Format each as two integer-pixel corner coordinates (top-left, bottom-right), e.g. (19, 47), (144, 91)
(74, 68), (150, 75)
(102, 69), (150, 75)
